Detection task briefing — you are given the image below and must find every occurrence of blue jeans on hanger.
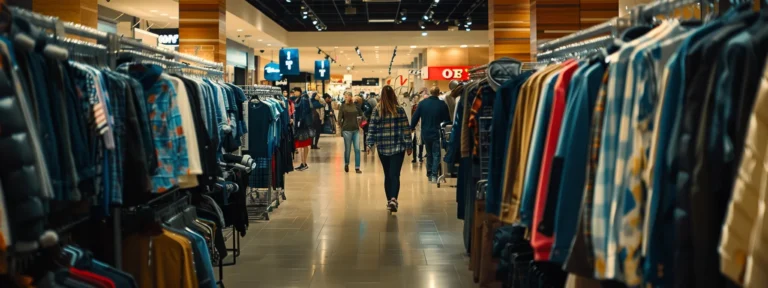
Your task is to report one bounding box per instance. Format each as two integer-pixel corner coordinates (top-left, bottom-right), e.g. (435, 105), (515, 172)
(425, 140), (441, 178)
(342, 130), (361, 168)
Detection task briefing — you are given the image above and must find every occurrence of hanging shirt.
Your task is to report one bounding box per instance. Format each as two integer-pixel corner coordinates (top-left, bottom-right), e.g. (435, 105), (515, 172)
(166, 75), (201, 188)
(126, 64), (188, 193)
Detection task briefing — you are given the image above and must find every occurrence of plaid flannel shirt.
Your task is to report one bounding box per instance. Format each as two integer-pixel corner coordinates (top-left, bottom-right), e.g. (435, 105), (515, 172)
(366, 106), (412, 156)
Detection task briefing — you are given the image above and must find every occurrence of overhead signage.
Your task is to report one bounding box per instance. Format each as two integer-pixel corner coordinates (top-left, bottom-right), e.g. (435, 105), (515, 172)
(423, 66), (471, 81)
(362, 78), (379, 86)
(279, 48), (300, 75)
(149, 28), (179, 46)
(314, 60), (330, 80)
(264, 62), (282, 81)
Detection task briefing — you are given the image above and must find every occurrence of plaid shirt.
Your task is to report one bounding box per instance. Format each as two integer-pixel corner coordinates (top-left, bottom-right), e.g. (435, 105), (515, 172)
(366, 106), (412, 156)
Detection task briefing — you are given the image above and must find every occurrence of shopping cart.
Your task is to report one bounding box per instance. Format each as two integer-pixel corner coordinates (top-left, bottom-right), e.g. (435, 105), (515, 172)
(437, 122), (458, 188)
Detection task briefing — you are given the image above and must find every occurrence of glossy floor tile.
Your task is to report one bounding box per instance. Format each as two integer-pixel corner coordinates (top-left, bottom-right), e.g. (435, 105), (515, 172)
(224, 135), (478, 288)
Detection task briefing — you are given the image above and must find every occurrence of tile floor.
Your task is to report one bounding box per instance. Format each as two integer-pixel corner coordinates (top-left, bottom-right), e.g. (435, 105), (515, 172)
(224, 135), (478, 288)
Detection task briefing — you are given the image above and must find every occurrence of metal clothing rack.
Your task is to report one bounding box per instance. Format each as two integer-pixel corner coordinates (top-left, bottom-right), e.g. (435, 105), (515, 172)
(9, 5), (226, 273)
(536, 0), (707, 60)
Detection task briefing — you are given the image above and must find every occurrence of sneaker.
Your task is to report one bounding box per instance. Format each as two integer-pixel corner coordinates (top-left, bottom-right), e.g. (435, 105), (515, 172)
(297, 164), (309, 171)
(295, 164), (305, 170)
(388, 199), (398, 212)
(430, 177), (438, 184)
(345, 165), (349, 173)
(355, 169), (362, 174)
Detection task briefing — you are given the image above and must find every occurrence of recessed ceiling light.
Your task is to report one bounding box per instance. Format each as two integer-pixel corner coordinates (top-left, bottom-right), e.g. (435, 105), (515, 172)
(440, 45), (445, 47)
(169, 16), (178, 19)
(237, 29), (243, 32)
(410, 45), (417, 48)
(340, 51), (344, 53)
(375, 46), (380, 49)
(257, 39), (263, 41)
(474, 45), (480, 47)
(267, 44), (272, 46)
(160, 13), (168, 16)
(334, 46), (339, 48)
(150, 10), (159, 13)
(460, 45), (468, 48)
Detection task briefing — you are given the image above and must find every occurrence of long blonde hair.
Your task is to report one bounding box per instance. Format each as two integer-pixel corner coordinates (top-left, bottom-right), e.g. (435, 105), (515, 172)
(378, 85), (399, 117)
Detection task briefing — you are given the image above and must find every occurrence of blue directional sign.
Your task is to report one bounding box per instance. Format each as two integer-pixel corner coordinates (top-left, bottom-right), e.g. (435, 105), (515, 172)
(279, 48), (300, 75)
(314, 60), (330, 80)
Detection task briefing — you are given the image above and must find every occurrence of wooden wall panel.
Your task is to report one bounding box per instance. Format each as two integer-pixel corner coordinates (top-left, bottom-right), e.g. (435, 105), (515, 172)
(179, 0), (227, 64)
(490, 0), (532, 62)
(33, 0), (97, 28)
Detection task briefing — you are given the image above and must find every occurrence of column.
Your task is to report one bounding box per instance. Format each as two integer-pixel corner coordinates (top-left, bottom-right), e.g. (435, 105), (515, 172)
(179, 0), (227, 63)
(32, 0), (98, 28)
(489, 0), (533, 62)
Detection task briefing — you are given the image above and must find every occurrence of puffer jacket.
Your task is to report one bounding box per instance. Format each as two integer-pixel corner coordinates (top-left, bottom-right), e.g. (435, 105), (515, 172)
(0, 37), (53, 249)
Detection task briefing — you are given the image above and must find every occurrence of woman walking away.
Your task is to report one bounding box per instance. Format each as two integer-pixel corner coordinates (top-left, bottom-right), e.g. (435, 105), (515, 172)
(367, 85), (413, 212)
(293, 87), (314, 171)
(338, 92), (364, 173)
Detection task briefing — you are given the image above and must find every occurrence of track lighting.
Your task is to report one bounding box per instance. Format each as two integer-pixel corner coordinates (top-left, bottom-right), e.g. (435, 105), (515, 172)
(466, 27), (471, 31)
(434, 0), (440, 3)
(418, 20), (425, 29)
(303, 14), (308, 19)
(400, 10), (407, 21)
(312, 19), (318, 25)
(317, 48), (322, 54)
(423, 14), (429, 20)
(466, 16), (472, 25)
(302, 1), (326, 31)
(433, 19), (441, 25)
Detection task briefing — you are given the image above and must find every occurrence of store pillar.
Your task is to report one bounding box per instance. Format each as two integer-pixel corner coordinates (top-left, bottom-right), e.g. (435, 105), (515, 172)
(32, 0), (98, 28)
(489, 0), (532, 61)
(179, 0), (227, 64)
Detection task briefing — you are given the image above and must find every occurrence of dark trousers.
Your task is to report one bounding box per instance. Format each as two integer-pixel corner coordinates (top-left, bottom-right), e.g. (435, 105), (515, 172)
(378, 151), (405, 201)
(412, 139), (424, 161)
(424, 140), (440, 178)
(313, 132), (320, 147)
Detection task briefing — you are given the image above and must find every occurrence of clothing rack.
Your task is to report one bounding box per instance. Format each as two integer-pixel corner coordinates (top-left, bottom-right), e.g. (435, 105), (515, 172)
(8, 6), (226, 273)
(536, 0), (707, 58)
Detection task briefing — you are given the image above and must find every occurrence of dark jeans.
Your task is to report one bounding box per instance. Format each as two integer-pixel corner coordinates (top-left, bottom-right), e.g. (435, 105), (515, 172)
(424, 140), (441, 178)
(378, 151), (405, 201)
(412, 139), (424, 161)
(313, 131), (321, 147)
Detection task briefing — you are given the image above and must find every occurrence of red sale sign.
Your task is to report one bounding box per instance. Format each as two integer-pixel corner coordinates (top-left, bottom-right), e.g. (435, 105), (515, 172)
(423, 66), (471, 81)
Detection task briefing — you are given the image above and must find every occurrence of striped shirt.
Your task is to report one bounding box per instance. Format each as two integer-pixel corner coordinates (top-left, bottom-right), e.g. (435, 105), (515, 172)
(366, 106), (412, 156)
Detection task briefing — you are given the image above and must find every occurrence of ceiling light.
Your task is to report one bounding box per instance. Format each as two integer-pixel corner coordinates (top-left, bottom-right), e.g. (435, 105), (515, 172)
(418, 20), (426, 29)
(237, 29), (243, 32)
(474, 45), (480, 47)
(460, 45), (467, 48)
(423, 15), (429, 20)
(303, 15), (308, 19)
(150, 10), (158, 13)
(169, 16), (178, 19)
(267, 44), (272, 46)
(160, 13), (168, 16)
(369, 19), (395, 23)
(410, 45), (417, 48)
(318, 48), (322, 54)
(375, 46), (380, 49)
(421, 32), (428, 36)
(400, 10), (407, 21)
(440, 45), (445, 47)
(286, 0), (291, 2)
(466, 27), (471, 31)
(312, 20), (318, 25)
(466, 16), (473, 25)
(258, 39), (263, 41)
(434, 0), (440, 3)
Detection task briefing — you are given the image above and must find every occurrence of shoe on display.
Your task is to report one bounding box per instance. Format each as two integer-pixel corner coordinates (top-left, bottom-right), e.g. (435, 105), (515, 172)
(355, 169), (362, 174)
(345, 165), (349, 173)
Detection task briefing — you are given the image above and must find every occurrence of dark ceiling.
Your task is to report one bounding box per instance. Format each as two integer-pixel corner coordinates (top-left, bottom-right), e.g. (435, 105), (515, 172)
(246, 0), (488, 32)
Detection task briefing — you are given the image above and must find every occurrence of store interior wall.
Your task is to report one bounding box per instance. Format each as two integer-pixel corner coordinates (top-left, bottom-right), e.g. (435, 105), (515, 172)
(226, 38), (255, 85)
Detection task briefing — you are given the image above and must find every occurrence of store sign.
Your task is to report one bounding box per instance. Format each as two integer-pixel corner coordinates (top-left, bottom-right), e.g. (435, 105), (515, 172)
(423, 66), (471, 81)
(314, 60), (330, 80)
(279, 48), (300, 75)
(149, 28), (179, 45)
(275, 79), (288, 86)
(264, 62), (282, 81)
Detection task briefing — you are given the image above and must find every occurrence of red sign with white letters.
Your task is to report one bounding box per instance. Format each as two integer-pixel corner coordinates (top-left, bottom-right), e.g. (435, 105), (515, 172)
(423, 66), (471, 81)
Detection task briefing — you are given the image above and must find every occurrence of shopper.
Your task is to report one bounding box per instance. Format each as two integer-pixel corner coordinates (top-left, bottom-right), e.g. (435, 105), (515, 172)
(366, 86), (412, 212)
(359, 95), (372, 152)
(322, 93), (336, 135)
(293, 87), (314, 171)
(338, 92), (364, 173)
(411, 92), (425, 163)
(310, 92), (324, 149)
(410, 87), (451, 183)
